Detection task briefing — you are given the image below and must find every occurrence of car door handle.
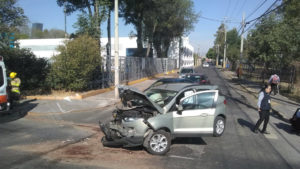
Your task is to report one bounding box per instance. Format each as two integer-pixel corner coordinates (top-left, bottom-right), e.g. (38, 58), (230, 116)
(201, 113), (208, 117)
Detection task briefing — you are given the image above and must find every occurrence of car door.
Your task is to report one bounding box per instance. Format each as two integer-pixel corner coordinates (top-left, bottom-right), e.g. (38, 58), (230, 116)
(173, 90), (218, 134)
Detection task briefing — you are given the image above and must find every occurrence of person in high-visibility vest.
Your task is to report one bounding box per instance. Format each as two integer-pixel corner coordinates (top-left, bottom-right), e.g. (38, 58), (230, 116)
(9, 72), (21, 101)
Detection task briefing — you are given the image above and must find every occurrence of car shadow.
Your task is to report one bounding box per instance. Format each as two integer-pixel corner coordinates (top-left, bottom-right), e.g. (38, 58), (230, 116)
(172, 137), (207, 145)
(274, 122), (300, 136)
(0, 99), (37, 124)
(237, 118), (255, 131)
(271, 109), (291, 123)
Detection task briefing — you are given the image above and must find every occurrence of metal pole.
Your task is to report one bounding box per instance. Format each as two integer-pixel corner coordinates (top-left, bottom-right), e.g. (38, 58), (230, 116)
(240, 13), (245, 64)
(223, 23), (227, 69)
(114, 0), (119, 99)
(216, 44), (219, 66)
(64, 4), (67, 38)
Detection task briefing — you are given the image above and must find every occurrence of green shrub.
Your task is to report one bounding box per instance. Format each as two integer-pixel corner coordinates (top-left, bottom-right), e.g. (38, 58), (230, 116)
(47, 34), (101, 91)
(0, 47), (50, 92)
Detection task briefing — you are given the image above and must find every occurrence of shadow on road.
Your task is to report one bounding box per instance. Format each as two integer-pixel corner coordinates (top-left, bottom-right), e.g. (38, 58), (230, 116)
(172, 137), (207, 145)
(271, 109), (291, 123)
(237, 118), (254, 131)
(0, 99), (37, 124)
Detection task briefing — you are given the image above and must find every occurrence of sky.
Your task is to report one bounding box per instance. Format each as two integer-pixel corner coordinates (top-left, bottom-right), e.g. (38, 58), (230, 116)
(17, 0), (279, 56)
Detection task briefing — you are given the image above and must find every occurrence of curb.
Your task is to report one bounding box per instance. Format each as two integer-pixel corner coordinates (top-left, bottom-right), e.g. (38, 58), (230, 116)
(25, 69), (178, 100)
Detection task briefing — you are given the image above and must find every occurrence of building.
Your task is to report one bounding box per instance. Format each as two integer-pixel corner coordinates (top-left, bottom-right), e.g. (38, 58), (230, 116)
(18, 37), (194, 67)
(31, 23), (43, 38)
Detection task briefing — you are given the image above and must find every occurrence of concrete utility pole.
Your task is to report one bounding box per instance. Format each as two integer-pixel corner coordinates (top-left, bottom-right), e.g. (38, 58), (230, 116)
(64, 4), (67, 38)
(223, 18), (227, 69)
(114, 0), (119, 99)
(216, 44), (219, 66)
(240, 13), (245, 64)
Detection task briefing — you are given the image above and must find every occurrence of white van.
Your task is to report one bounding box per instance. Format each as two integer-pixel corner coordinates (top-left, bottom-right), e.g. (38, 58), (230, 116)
(0, 56), (8, 112)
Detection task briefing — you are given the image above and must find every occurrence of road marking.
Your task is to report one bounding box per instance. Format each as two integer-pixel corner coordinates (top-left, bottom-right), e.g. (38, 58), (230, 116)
(169, 155), (194, 160)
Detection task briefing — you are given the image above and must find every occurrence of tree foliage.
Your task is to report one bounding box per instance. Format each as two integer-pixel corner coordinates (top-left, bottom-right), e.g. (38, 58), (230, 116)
(57, 0), (109, 39)
(206, 48), (216, 59)
(121, 0), (198, 58)
(0, 0), (27, 47)
(0, 47), (49, 91)
(47, 35), (101, 91)
(31, 28), (66, 39)
(247, 0), (300, 68)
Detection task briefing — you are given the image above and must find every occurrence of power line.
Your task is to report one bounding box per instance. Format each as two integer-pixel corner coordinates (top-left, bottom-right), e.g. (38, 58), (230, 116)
(234, 0), (247, 18)
(245, 0), (280, 24)
(242, 0), (284, 34)
(225, 0), (232, 17)
(229, 0), (240, 19)
(245, 0), (268, 20)
(200, 16), (240, 24)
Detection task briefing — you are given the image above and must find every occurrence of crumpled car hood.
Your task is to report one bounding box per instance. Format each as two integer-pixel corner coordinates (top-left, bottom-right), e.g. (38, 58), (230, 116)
(118, 86), (164, 114)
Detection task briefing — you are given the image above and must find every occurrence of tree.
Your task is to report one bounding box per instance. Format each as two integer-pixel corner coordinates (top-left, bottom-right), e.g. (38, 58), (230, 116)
(0, 0), (27, 47)
(121, 0), (198, 58)
(226, 28), (240, 69)
(1, 47), (49, 92)
(57, 0), (109, 50)
(206, 48), (216, 59)
(213, 24), (225, 60)
(48, 35), (101, 91)
(120, 0), (151, 56)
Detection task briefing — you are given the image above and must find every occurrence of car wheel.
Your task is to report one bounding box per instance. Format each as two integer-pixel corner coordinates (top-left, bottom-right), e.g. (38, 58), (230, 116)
(213, 116), (225, 137)
(146, 130), (171, 155)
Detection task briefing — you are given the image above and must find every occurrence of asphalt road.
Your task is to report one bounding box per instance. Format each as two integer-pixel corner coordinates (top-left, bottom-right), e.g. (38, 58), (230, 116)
(0, 65), (298, 169)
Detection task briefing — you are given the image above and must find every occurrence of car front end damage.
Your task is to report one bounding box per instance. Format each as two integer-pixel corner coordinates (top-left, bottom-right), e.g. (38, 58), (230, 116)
(99, 86), (161, 147)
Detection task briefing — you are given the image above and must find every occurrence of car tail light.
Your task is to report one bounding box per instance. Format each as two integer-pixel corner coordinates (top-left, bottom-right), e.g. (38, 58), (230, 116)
(224, 100), (227, 105)
(201, 80), (206, 83)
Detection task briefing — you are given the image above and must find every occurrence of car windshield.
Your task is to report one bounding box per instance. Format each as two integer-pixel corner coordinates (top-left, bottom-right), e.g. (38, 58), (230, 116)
(180, 68), (193, 74)
(145, 89), (178, 107)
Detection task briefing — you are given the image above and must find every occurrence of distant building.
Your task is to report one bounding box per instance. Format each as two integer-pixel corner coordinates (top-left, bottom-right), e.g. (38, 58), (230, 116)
(18, 37), (194, 67)
(31, 23), (43, 38)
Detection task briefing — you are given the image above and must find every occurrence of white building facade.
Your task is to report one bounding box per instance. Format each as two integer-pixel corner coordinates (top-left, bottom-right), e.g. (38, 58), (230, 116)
(18, 37), (194, 67)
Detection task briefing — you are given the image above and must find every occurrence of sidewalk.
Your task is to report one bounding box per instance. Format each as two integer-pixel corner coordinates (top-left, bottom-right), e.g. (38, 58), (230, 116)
(23, 73), (178, 114)
(221, 69), (300, 121)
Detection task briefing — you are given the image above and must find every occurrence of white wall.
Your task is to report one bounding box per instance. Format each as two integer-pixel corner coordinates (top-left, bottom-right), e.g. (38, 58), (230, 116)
(18, 37), (194, 67)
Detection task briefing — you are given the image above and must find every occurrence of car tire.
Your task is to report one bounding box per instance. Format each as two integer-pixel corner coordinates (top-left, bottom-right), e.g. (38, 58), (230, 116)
(146, 130), (171, 155)
(213, 116), (225, 137)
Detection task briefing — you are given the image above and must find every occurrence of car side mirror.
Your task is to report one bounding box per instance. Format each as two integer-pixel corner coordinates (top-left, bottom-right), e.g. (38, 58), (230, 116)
(177, 105), (183, 115)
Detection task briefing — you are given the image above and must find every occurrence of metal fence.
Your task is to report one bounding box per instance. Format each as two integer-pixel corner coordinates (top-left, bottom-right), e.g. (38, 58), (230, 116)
(241, 62), (296, 88)
(88, 57), (178, 89)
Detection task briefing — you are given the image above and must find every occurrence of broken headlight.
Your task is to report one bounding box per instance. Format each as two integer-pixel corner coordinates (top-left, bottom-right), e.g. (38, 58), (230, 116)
(123, 117), (143, 122)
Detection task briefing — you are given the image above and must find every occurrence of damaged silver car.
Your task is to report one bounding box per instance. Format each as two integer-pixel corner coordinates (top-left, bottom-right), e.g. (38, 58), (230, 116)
(99, 83), (227, 155)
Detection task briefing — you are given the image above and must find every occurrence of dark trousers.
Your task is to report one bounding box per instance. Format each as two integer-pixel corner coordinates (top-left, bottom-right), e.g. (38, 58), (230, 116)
(254, 110), (270, 132)
(270, 83), (278, 95)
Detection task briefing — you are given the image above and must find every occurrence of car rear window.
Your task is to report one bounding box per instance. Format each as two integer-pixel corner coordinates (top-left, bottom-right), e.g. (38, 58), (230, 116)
(180, 69), (193, 74)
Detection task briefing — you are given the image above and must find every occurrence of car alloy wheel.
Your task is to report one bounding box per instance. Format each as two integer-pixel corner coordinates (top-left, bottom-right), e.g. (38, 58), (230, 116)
(146, 130), (171, 155)
(150, 134), (168, 152)
(216, 119), (225, 134)
(213, 116), (225, 137)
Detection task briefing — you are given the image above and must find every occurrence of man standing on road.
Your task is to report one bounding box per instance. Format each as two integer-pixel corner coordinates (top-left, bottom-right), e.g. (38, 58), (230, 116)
(268, 74), (280, 95)
(253, 84), (272, 134)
